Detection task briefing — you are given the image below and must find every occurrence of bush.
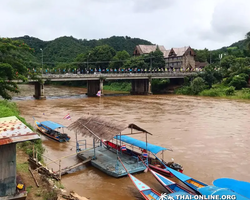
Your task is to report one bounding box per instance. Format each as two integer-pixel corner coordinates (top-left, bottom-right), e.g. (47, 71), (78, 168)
(229, 75), (247, 90)
(225, 86), (235, 96)
(199, 88), (222, 97)
(190, 77), (207, 95)
(175, 86), (193, 95)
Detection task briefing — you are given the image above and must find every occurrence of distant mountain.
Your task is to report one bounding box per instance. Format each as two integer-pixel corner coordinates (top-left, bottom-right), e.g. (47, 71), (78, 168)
(12, 35), (152, 63)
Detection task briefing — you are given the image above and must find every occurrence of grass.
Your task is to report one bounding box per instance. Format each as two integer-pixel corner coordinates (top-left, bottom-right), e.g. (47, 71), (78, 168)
(16, 162), (29, 173)
(55, 181), (65, 189)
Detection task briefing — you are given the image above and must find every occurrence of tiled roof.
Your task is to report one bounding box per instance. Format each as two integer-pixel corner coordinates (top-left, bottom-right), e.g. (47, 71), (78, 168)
(162, 50), (170, 58)
(0, 116), (40, 146)
(137, 45), (166, 54)
(172, 47), (189, 56)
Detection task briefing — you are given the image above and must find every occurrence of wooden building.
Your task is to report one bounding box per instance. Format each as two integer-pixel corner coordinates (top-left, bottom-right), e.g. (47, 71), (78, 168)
(0, 116), (40, 199)
(133, 45), (196, 70)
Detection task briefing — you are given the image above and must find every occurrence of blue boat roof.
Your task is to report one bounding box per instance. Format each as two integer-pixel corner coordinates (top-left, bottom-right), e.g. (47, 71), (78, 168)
(114, 135), (170, 154)
(41, 121), (65, 130)
(166, 166), (191, 182)
(213, 178), (250, 199)
(198, 186), (249, 200)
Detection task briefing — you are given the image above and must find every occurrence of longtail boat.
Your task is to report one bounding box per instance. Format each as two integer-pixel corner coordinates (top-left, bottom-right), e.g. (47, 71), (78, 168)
(111, 135), (183, 176)
(213, 178), (250, 199)
(152, 153), (207, 194)
(35, 120), (70, 142)
(139, 156), (195, 195)
(118, 157), (161, 200)
(198, 186), (249, 200)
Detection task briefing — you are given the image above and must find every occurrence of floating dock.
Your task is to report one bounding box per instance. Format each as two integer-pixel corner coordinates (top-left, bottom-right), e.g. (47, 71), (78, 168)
(78, 146), (146, 177)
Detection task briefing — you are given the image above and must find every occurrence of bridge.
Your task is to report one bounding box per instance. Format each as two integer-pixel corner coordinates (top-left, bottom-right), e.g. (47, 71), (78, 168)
(22, 72), (196, 99)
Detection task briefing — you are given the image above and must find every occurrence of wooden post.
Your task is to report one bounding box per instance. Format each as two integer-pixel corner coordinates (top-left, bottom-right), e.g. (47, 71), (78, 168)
(33, 143), (35, 158)
(93, 138), (96, 159)
(36, 150), (38, 165)
(120, 132), (122, 154)
(59, 160), (61, 180)
(146, 132), (148, 166)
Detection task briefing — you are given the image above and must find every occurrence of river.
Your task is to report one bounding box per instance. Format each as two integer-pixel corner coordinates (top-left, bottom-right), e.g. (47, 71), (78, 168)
(15, 84), (250, 200)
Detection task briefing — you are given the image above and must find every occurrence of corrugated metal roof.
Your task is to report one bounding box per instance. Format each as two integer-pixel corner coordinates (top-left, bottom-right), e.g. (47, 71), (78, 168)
(0, 116), (40, 146)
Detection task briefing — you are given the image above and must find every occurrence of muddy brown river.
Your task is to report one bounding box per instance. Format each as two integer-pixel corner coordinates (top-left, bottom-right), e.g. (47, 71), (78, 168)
(15, 84), (250, 200)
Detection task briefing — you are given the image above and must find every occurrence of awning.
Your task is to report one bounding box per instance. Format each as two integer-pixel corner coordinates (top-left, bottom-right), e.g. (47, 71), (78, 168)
(114, 135), (170, 154)
(41, 121), (65, 130)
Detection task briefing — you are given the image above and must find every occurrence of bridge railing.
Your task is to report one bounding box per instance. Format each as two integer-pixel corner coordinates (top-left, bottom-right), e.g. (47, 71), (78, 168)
(39, 72), (198, 79)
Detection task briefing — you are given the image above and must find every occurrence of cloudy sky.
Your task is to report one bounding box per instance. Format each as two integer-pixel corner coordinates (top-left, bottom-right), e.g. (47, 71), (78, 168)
(1, 0), (249, 50)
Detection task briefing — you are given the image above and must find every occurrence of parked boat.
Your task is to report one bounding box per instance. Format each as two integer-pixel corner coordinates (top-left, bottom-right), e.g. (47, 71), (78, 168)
(109, 135), (183, 176)
(153, 153), (207, 194)
(118, 157), (161, 200)
(198, 186), (249, 200)
(35, 120), (70, 142)
(139, 156), (195, 195)
(213, 178), (250, 199)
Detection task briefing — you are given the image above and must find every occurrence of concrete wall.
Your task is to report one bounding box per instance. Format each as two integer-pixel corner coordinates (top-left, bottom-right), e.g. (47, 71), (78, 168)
(0, 144), (16, 197)
(131, 79), (149, 95)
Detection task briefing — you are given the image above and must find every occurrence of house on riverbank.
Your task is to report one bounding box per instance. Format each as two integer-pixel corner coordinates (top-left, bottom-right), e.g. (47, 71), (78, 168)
(0, 116), (40, 200)
(133, 45), (196, 71)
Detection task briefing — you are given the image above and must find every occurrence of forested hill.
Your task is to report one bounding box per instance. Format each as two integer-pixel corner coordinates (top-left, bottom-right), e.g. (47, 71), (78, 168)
(11, 35), (152, 63)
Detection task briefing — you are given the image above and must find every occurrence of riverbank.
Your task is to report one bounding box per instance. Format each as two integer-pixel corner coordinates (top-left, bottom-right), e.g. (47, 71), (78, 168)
(175, 84), (250, 100)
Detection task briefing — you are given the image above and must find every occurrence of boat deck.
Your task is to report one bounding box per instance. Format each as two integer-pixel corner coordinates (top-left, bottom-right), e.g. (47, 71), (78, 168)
(78, 146), (146, 177)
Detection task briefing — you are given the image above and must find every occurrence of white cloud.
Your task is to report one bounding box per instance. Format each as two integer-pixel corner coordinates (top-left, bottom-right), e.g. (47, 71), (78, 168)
(0, 0), (249, 50)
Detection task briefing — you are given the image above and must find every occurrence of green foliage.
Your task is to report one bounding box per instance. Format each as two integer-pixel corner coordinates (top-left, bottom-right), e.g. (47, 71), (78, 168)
(12, 35), (152, 63)
(175, 86), (192, 95)
(151, 79), (170, 93)
(123, 56), (148, 69)
(103, 81), (131, 92)
(190, 77), (207, 95)
(109, 50), (130, 69)
(199, 88), (222, 97)
(225, 86), (235, 96)
(0, 38), (35, 99)
(229, 74), (248, 90)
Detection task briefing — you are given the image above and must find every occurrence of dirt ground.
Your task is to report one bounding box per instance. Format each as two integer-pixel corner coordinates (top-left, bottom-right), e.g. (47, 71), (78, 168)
(16, 148), (58, 200)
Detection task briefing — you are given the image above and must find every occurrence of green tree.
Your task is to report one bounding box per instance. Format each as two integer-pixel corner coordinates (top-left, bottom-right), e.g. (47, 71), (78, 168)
(87, 45), (116, 70)
(0, 38), (34, 99)
(190, 77), (207, 95)
(109, 50), (130, 69)
(123, 56), (148, 69)
(152, 47), (165, 68)
(246, 32), (250, 52)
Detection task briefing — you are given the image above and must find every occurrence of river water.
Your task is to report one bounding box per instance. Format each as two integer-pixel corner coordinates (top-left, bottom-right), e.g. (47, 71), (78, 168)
(15, 84), (250, 200)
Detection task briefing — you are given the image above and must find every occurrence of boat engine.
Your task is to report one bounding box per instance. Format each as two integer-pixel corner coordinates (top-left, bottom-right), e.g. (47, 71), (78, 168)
(166, 161), (183, 173)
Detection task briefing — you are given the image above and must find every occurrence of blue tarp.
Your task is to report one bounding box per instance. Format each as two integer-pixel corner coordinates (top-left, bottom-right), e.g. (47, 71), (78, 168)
(213, 178), (250, 199)
(41, 121), (65, 130)
(113, 135), (169, 154)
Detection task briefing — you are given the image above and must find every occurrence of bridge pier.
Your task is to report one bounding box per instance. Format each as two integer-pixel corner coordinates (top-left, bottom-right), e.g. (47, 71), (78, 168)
(87, 80), (103, 97)
(131, 79), (152, 95)
(33, 82), (46, 100)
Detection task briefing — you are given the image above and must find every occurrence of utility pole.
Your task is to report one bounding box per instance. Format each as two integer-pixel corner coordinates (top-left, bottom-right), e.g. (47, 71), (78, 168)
(40, 48), (43, 75)
(87, 53), (91, 72)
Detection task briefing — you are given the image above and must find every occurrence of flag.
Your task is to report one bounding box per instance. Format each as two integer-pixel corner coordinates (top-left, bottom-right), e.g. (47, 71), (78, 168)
(96, 90), (101, 97)
(142, 153), (148, 157)
(63, 114), (71, 120)
(120, 145), (126, 151)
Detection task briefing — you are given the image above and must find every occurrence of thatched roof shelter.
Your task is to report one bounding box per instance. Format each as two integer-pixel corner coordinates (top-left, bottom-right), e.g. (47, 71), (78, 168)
(67, 115), (151, 141)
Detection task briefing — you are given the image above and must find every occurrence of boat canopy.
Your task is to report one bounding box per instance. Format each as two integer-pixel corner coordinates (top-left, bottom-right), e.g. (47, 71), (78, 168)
(114, 135), (170, 154)
(41, 121), (65, 130)
(198, 186), (249, 200)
